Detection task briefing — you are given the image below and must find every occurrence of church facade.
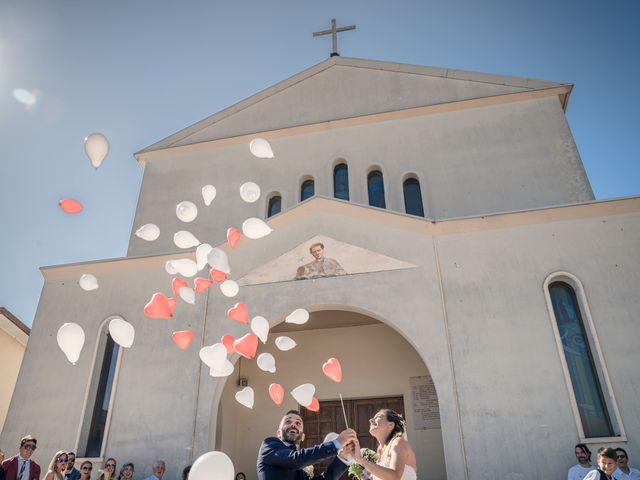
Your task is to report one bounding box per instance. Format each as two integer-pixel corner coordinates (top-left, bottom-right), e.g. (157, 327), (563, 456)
(2, 57), (639, 480)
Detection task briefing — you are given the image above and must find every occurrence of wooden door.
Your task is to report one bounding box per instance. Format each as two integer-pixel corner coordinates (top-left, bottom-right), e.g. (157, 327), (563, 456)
(300, 396), (404, 479)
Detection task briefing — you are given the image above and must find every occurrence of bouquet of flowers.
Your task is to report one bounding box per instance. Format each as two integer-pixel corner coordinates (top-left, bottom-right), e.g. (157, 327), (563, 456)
(348, 448), (377, 479)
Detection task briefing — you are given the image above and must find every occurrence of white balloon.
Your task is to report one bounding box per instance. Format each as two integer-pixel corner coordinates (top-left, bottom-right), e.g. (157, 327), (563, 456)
(239, 182), (261, 203)
(135, 223), (160, 241)
(285, 308), (309, 325)
(202, 185), (217, 206)
(249, 138), (274, 159)
(275, 336), (297, 351)
(84, 133), (109, 169)
(209, 360), (234, 377)
(79, 274), (98, 291)
(165, 260), (178, 275)
(219, 280), (239, 297)
(242, 217), (273, 240)
(179, 287), (196, 305)
(257, 353), (276, 373)
(207, 248), (231, 274)
(108, 317), (135, 348)
(173, 258), (198, 277)
(323, 432), (339, 443)
(196, 243), (213, 271)
(250, 316), (269, 343)
(176, 201), (198, 222)
(189, 451), (235, 480)
(199, 343), (228, 369)
(291, 383), (315, 407)
(235, 386), (255, 409)
(174, 230), (200, 249)
(57, 323), (85, 365)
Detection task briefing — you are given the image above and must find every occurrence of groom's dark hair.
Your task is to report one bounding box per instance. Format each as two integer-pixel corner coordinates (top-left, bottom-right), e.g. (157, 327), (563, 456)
(285, 409), (301, 416)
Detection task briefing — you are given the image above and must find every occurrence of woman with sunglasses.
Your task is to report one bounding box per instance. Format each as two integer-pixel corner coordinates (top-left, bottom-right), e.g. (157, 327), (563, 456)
(117, 463), (134, 480)
(79, 461), (93, 480)
(43, 451), (68, 480)
(97, 458), (117, 480)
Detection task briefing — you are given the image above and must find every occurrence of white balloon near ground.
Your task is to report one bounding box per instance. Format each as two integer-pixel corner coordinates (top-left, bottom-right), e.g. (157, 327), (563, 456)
(249, 138), (274, 158)
(239, 182), (261, 203)
(291, 383), (315, 407)
(209, 360), (234, 377)
(57, 323), (85, 365)
(275, 336), (297, 351)
(165, 260), (178, 275)
(189, 451), (235, 480)
(108, 317), (135, 348)
(176, 201), (198, 222)
(196, 243), (213, 271)
(285, 308), (309, 325)
(207, 248), (231, 274)
(179, 287), (196, 305)
(79, 274), (98, 291)
(173, 258), (198, 277)
(323, 432), (339, 443)
(84, 133), (109, 169)
(135, 223), (160, 241)
(219, 280), (239, 298)
(174, 230), (200, 249)
(202, 185), (217, 206)
(250, 316), (269, 343)
(242, 217), (273, 239)
(257, 353), (276, 373)
(235, 386), (255, 409)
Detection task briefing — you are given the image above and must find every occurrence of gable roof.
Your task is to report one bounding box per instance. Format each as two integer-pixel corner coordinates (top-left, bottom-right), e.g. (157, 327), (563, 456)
(136, 57), (571, 158)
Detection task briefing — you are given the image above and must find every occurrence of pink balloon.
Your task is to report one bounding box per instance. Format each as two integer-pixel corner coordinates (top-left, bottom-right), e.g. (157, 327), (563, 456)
(172, 277), (188, 297)
(322, 357), (343, 383)
(227, 303), (249, 324)
(194, 277), (213, 294)
(269, 383), (285, 405)
(210, 269), (228, 283)
(59, 198), (83, 214)
(227, 227), (242, 249)
(221, 334), (235, 353)
(172, 331), (195, 350)
(306, 396), (320, 412)
(144, 293), (174, 319)
(234, 333), (258, 359)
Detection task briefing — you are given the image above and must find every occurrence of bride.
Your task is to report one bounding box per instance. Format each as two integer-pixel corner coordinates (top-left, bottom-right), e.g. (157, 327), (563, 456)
(352, 409), (417, 480)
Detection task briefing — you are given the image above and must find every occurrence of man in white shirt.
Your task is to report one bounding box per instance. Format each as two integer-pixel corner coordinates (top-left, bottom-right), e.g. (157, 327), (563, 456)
(568, 444), (595, 480)
(144, 461), (165, 480)
(613, 448), (640, 480)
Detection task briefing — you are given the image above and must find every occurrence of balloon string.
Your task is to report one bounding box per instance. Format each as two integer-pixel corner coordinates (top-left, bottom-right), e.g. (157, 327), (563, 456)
(339, 393), (349, 429)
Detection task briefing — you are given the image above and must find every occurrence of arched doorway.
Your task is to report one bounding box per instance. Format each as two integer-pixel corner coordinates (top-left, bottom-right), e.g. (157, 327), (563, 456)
(212, 309), (447, 479)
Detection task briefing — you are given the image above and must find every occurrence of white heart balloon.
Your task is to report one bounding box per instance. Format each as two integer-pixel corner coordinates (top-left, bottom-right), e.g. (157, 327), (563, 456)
(202, 185), (217, 206)
(285, 308), (309, 325)
(199, 343), (228, 369)
(250, 316), (269, 343)
(189, 451), (234, 480)
(207, 248), (231, 274)
(179, 286), (196, 305)
(176, 201), (198, 222)
(242, 217), (273, 239)
(275, 336), (297, 351)
(165, 260), (178, 275)
(291, 383), (315, 407)
(239, 182), (261, 203)
(135, 223), (160, 241)
(79, 274), (98, 291)
(174, 230), (200, 249)
(220, 280), (239, 297)
(84, 132), (109, 169)
(235, 386), (255, 408)
(196, 243), (213, 271)
(108, 317), (135, 348)
(173, 258), (198, 277)
(257, 353), (276, 373)
(57, 323), (85, 365)
(249, 138), (274, 158)
(209, 360), (234, 377)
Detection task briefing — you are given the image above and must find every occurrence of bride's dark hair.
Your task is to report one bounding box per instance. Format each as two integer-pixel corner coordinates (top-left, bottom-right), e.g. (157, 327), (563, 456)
(381, 409), (406, 445)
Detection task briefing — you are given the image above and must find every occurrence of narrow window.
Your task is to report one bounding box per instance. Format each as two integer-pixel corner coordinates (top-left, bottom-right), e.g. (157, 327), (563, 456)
(301, 179), (315, 201)
(267, 195), (281, 217)
(548, 282), (614, 438)
(403, 177), (424, 217)
(333, 164), (349, 200)
(367, 170), (386, 208)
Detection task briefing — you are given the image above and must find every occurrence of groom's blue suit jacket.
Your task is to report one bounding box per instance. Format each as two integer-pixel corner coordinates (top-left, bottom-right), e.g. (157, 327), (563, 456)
(256, 436), (348, 480)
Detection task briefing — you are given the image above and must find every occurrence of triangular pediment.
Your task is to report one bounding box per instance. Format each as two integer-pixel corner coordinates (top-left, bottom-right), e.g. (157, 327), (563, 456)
(237, 234), (415, 286)
(138, 57), (569, 155)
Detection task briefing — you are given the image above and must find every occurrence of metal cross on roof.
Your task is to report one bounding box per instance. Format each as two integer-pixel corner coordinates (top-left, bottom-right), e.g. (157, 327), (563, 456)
(312, 18), (356, 57)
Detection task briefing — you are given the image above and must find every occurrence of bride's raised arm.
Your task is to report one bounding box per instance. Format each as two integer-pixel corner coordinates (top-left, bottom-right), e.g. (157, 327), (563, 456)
(352, 437), (408, 480)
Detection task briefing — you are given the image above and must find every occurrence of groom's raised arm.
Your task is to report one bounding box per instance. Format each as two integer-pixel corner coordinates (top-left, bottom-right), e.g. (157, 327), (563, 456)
(259, 437), (339, 470)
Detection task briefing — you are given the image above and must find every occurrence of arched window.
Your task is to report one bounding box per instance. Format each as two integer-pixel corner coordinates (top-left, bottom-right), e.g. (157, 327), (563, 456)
(548, 281), (616, 438)
(333, 163), (349, 200)
(403, 177), (424, 217)
(367, 170), (386, 208)
(300, 179), (315, 201)
(267, 195), (281, 218)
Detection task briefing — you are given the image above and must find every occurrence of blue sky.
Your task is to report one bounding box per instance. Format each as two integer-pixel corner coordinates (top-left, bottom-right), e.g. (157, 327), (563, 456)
(1, 0), (638, 327)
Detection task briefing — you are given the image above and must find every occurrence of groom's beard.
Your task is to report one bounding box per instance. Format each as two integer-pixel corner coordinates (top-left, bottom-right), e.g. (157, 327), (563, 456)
(281, 428), (302, 444)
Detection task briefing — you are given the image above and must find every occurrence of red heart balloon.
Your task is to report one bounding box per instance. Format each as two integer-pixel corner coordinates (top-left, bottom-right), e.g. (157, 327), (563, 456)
(172, 277), (188, 297)
(227, 227), (242, 249)
(221, 334), (236, 353)
(144, 292), (174, 319)
(172, 331), (195, 350)
(233, 333), (258, 359)
(194, 277), (214, 294)
(269, 383), (285, 405)
(227, 303), (249, 324)
(59, 198), (83, 214)
(306, 396), (320, 412)
(322, 357), (343, 383)
(210, 269), (228, 283)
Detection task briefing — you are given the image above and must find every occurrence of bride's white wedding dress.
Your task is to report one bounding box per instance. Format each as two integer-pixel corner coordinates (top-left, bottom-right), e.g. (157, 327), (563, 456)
(372, 461), (417, 480)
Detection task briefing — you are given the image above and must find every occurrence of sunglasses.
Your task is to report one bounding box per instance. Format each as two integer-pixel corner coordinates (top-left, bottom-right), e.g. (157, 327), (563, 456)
(618, 455), (627, 459)
(23, 445), (37, 451)
(81, 467), (93, 471)
(57, 458), (69, 464)
(106, 464), (116, 469)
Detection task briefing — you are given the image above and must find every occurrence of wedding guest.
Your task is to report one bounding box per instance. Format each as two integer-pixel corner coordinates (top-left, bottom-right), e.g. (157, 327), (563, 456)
(97, 458), (117, 480)
(1, 449), (6, 480)
(585, 448), (618, 480)
(65, 453), (80, 480)
(235, 474), (246, 480)
(117, 463), (134, 480)
(614, 449), (640, 480)
(181, 466), (190, 480)
(1, 435), (41, 480)
(143, 461), (164, 480)
(43, 451), (68, 480)
(78, 462), (93, 480)
(569, 444), (595, 480)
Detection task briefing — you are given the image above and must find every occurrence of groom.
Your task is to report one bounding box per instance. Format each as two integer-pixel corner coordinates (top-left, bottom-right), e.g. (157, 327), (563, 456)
(257, 409), (356, 480)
